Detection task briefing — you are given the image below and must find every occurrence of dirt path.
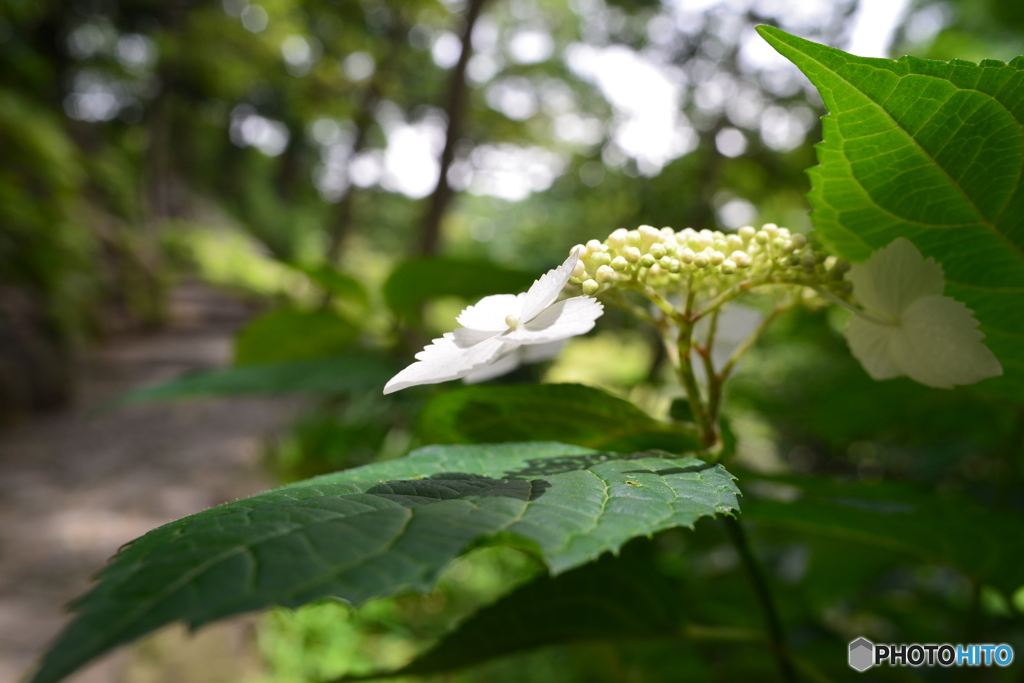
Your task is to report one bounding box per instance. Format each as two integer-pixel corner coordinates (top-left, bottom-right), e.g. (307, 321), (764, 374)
(0, 283), (302, 683)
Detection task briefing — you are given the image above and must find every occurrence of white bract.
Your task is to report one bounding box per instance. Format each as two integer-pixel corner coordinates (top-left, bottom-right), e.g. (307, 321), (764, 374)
(845, 238), (1002, 389)
(383, 250), (603, 394)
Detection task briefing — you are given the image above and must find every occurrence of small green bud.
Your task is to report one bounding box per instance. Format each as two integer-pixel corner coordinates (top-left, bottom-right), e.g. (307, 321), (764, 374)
(679, 247), (696, 264)
(596, 264), (616, 282)
(667, 258), (681, 273)
(840, 280), (854, 295)
(589, 251), (612, 267)
(738, 226), (756, 241)
(726, 234), (744, 252)
(639, 225), (661, 243)
(611, 255), (629, 271)
(582, 279), (600, 295)
(648, 262), (664, 277)
(640, 254), (657, 268)
(720, 259), (736, 274)
(649, 243), (667, 259)
(791, 233), (807, 248)
(832, 258), (851, 274)
(732, 251), (751, 268)
(788, 252), (801, 266)
(626, 230), (641, 246)
(755, 231), (770, 244)
(777, 238), (794, 254)
(710, 250), (725, 266)
(623, 246), (642, 263)
(607, 228), (629, 249)
(694, 253), (709, 268)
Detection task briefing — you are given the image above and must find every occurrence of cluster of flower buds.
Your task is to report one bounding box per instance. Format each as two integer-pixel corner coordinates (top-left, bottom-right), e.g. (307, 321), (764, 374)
(568, 224), (852, 299)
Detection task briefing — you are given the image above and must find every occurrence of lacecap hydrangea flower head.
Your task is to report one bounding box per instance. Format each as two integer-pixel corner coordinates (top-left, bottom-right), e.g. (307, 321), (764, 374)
(844, 237), (1002, 389)
(383, 249), (603, 394)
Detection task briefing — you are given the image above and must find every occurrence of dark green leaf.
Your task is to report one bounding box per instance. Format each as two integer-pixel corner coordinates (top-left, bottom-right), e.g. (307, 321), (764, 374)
(383, 257), (536, 320)
(235, 309), (358, 364)
(389, 548), (685, 678)
(756, 26), (1024, 398)
(416, 384), (703, 454)
(741, 473), (1024, 593)
(113, 355), (394, 404)
(30, 442), (737, 683)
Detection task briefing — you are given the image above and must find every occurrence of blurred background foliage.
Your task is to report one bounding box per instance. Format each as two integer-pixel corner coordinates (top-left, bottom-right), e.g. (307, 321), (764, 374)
(3, 0), (1024, 680)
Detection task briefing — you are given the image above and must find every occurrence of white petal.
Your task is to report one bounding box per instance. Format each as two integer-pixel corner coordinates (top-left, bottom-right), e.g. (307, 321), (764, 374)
(456, 293), (521, 331)
(521, 339), (564, 362)
(845, 316), (904, 381)
(889, 294), (1003, 388)
(452, 326), (501, 347)
(383, 334), (512, 394)
(462, 340), (566, 384)
(462, 348), (523, 384)
(847, 237), (944, 318)
(519, 250), (580, 323)
(504, 296), (604, 345)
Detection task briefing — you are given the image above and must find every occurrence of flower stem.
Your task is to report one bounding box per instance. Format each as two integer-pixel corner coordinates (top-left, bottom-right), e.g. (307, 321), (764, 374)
(723, 516), (799, 683)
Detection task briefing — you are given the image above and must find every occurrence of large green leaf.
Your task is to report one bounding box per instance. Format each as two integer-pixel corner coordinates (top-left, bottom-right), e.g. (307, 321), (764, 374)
(757, 26), (1024, 398)
(30, 442), (738, 683)
(383, 257), (536, 320)
(417, 383), (703, 453)
(740, 472), (1024, 593)
(235, 309), (359, 364)
(114, 355), (395, 404)
(381, 547), (687, 679)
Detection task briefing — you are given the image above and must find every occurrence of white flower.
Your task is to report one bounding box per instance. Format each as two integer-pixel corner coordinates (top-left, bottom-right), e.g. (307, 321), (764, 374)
(845, 237), (1002, 389)
(383, 251), (604, 394)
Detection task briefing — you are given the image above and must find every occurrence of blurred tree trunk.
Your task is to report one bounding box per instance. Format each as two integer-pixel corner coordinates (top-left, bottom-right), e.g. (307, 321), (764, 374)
(418, 0), (488, 256)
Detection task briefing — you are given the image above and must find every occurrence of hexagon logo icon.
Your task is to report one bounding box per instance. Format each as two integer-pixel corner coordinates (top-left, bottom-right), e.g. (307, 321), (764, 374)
(849, 637), (874, 672)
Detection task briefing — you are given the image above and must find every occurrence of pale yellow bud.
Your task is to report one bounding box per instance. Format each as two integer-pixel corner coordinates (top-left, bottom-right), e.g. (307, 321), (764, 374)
(726, 234), (744, 252)
(679, 247), (696, 264)
(586, 239), (604, 254)
(611, 255), (629, 271)
(710, 250), (725, 266)
(623, 246), (642, 263)
(738, 226), (756, 241)
(649, 243), (667, 259)
(694, 254), (709, 268)
(639, 225), (661, 243)
(607, 228), (629, 249)
(582, 279), (600, 295)
(721, 259), (737, 274)
(762, 223), (779, 237)
(572, 260), (587, 278)
(596, 264), (616, 282)
(732, 251), (751, 268)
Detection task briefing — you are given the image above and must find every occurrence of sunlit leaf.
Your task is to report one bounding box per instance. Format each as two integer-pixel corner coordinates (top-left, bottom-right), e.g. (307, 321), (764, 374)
(757, 26), (1024, 398)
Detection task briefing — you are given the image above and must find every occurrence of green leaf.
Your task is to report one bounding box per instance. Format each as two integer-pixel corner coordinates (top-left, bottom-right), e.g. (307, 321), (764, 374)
(388, 547), (685, 679)
(291, 263), (369, 307)
(235, 309), (358, 364)
(114, 355), (395, 404)
(416, 384), (703, 454)
(740, 472), (1024, 593)
(756, 26), (1024, 398)
(383, 257), (536, 321)
(30, 443), (737, 683)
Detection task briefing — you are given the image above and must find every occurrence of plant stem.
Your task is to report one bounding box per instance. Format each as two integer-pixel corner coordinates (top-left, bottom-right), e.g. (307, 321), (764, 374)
(723, 516), (798, 683)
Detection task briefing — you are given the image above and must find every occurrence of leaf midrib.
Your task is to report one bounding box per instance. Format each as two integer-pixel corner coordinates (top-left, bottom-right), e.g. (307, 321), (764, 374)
(788, 33), (1024, 262)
